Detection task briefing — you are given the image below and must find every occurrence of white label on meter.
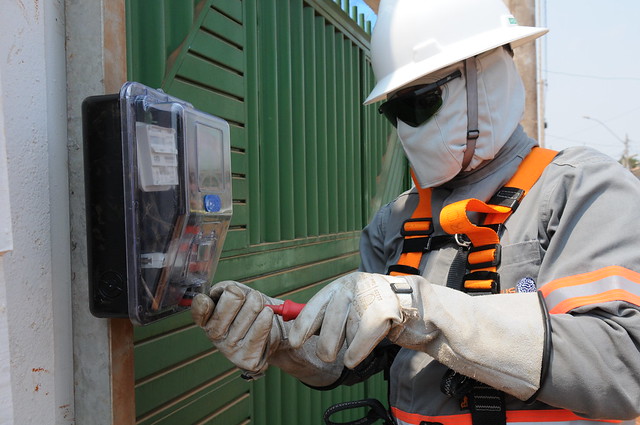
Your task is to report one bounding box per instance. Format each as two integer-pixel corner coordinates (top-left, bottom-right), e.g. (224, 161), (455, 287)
(136, 122), (179, 191)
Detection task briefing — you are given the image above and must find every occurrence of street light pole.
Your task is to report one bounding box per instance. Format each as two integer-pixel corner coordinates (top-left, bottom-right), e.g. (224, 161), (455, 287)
(583, 116), (631, 170)
(623, 133), (630, 169)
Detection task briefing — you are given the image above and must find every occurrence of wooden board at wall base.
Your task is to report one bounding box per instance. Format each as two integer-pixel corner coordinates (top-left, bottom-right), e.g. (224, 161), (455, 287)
(111, 318), (135, 425)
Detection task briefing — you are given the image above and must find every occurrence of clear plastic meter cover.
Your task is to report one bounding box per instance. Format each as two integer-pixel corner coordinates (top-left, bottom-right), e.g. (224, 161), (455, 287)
(120, 82), (232, 325)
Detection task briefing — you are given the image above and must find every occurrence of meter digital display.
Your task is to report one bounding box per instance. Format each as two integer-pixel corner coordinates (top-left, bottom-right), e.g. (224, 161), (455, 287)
(82, 82), (232, 325)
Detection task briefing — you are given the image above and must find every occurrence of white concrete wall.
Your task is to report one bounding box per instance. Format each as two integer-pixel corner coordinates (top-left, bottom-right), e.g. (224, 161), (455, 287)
(65, 0), (120, 422)
(0, 0), (75, 423)
(0, 68), (16, 425)
(0, 71), (12, 256)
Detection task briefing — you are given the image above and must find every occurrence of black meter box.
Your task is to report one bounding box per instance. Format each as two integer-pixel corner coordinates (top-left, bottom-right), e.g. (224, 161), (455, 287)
(82, 82), (232, 325)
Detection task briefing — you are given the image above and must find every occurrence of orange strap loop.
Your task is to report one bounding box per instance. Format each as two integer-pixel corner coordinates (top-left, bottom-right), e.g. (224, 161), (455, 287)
(464, 279), (497, 290)
(468, 249), (498, 266)
(440, 199), (510, 247)
(404, 220), (431, 234)
(442, 147), (558, 241)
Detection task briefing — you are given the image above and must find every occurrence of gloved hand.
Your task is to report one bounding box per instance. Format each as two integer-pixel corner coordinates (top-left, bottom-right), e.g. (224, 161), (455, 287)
(191, 281), (281, 377)
(192, 281), (344, 386)
(288, 272), (418, 368)
(289, 272), (548, 401)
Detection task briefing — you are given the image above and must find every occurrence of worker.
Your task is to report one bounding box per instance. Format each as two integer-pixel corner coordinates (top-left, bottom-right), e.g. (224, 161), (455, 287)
(192, 0), (640, 423)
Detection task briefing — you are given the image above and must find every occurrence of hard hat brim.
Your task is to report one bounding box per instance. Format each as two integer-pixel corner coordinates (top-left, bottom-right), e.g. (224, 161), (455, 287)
(364, 25), (548, 105)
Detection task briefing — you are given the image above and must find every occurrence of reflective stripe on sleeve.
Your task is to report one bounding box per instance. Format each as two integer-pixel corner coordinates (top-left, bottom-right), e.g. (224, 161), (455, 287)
(391, 406), (631, 425)
(539, 266), (640, 314)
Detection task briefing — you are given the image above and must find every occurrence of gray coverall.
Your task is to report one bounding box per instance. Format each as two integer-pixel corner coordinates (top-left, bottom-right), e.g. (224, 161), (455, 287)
(357, 127), (640, 424)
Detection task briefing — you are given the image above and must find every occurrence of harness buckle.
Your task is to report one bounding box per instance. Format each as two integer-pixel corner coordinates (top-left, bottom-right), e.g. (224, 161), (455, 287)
(481, 223), (504, 234)
(463, 271), (500, 294)
(401, 236), (430, 253)
(401, 218), (434, 237)
(387, 264), (421, 276)
(488, 186), (524, 210)
(467, 244), (502, 269)
(467, 129), (480, 140)
(402, 235), (458, 254)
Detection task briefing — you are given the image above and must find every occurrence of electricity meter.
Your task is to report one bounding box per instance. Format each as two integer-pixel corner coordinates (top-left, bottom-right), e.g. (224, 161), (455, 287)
(82, 82), (232, 325)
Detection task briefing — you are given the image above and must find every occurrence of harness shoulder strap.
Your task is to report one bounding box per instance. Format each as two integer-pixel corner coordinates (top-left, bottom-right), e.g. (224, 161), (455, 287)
(485, 147), (559, 224)
(387, 171), (433, 276)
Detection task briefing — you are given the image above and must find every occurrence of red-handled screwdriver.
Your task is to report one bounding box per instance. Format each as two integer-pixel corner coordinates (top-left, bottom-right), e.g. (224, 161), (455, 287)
(266, 299), (306, 321)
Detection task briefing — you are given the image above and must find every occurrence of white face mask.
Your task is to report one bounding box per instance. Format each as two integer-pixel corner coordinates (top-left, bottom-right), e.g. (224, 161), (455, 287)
(396, 47), (525, 188)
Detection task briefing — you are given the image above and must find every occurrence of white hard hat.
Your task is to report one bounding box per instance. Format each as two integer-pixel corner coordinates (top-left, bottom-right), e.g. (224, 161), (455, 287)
(364, 0), (548, 105)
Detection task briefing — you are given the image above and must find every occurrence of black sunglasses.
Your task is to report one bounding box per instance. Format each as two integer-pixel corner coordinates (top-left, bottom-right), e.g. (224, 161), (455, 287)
(378, 69), (462, 128)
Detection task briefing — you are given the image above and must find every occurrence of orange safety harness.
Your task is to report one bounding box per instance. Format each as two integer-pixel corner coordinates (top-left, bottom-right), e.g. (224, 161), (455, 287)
(387, 147), (558, 425)
(322, 148), (558, 425)
(388, 147), (558, 291)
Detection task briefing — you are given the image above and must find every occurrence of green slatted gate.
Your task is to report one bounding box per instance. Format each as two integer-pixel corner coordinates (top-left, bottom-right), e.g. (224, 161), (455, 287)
(127, 1), (410, 423)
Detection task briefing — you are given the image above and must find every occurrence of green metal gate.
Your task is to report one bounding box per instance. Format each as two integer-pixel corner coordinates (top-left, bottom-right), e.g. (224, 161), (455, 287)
(127, 1), (409, 423)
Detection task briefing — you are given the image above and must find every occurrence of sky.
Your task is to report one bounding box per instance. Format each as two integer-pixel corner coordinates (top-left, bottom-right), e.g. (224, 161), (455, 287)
(543, 0), (640, 162)
(352, 0), (640, 163)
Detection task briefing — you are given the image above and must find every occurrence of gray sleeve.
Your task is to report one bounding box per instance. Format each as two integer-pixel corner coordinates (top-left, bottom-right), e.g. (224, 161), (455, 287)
(534, 148), (640, 419)
(359, 202), (393, 274)
(359, 190), (418, 275)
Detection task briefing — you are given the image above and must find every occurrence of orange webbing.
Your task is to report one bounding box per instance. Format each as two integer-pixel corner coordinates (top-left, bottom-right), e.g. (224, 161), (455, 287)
(439, 147), (558, 290)
(441, 198), (504, 289)
(389, 170), (432, 276)
(440, 200), (507, 289)
(468, 248), (497, 265)
(485, 147), (558, 225)
(440, 199), (510, 247)
(441, 147), (557, 243)
(411, 170), (432, 218)
(504, 147), (558, 194)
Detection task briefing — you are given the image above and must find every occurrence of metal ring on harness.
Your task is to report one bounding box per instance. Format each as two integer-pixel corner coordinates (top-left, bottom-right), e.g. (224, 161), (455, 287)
(454, 233), (471, 247)
(323, 398), (395, 425)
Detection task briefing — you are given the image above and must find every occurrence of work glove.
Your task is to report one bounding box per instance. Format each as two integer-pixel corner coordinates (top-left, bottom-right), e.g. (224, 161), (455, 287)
(192, 281), (344, 386)
(289, 272), (547, 401)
